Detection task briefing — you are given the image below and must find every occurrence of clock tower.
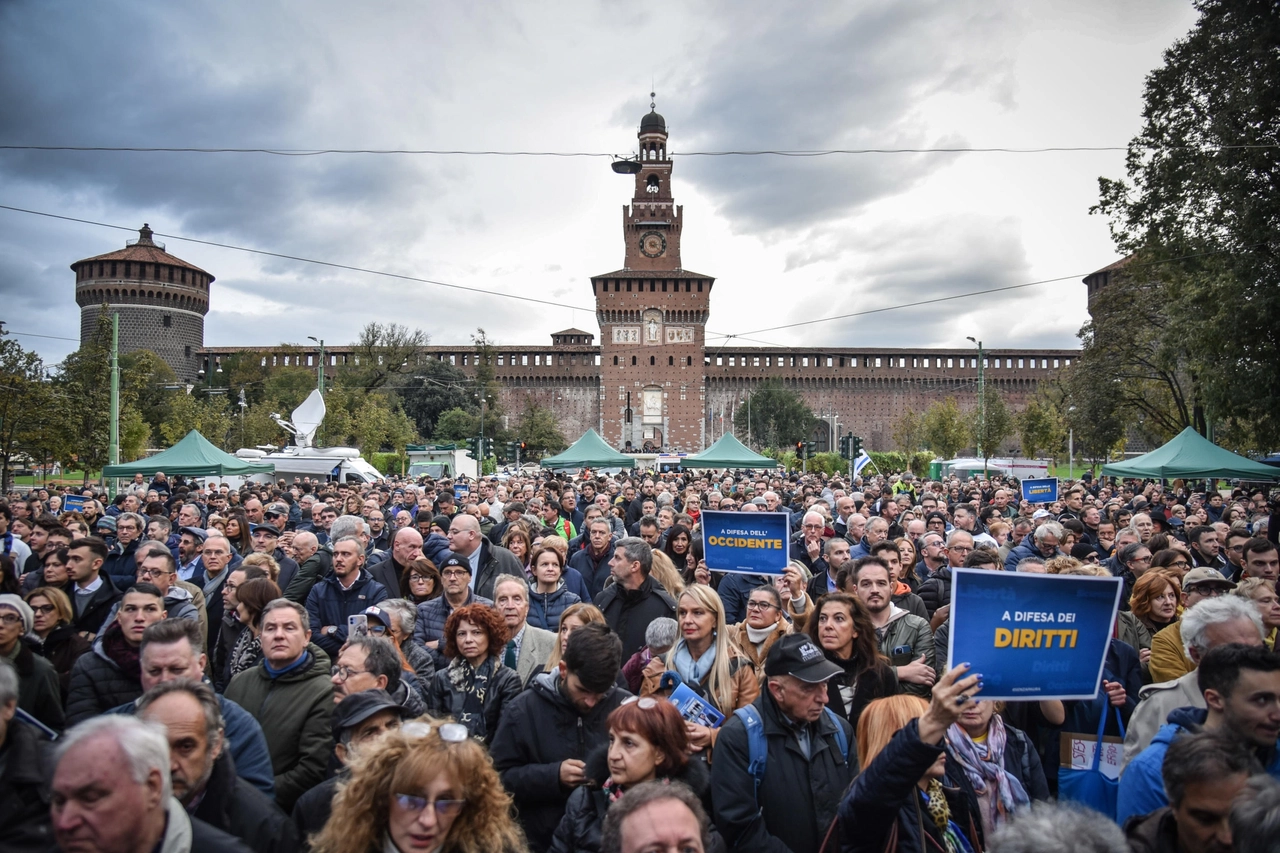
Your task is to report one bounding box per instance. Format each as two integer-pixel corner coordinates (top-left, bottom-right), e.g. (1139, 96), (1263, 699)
(593, 97), (714, 453)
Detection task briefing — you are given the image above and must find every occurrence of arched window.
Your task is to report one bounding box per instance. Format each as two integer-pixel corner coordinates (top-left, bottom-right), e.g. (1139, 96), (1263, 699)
(646, 174), (660, 193)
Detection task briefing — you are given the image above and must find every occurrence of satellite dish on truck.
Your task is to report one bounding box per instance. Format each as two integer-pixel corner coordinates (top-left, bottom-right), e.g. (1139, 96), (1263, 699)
(271, 389), (326, 448)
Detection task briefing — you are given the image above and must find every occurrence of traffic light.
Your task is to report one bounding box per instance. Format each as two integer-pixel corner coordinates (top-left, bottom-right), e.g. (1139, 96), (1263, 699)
(464, 437), (479, 455)
(804, 440), (816, 458)
(505, 441), (517, 459)
(795, 441), (805, 458)
(850, 435), (863, 457)
(839, 434), (852, 459)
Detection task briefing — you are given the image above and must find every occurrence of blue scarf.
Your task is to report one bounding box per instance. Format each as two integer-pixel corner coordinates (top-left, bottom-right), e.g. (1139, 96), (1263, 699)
(672, 640), (716, 685)
(264, 650), (312, 679)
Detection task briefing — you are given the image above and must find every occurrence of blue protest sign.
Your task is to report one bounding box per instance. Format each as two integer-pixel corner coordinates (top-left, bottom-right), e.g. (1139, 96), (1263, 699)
(453, 483), (469, 500)
(1021, 477), (1059, 503)
(62, 494), (88, 514)
(700, 510), (790, 576)
(947, 569), (1123, 701)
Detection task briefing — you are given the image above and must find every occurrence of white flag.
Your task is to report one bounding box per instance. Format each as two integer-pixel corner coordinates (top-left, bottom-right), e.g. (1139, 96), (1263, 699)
(853, 450), (872, 475)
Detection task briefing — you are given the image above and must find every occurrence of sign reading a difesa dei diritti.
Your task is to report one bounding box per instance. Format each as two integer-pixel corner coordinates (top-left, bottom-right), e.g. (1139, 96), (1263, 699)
(947, 569), (1123, 701)
(700, 510), (790, 576)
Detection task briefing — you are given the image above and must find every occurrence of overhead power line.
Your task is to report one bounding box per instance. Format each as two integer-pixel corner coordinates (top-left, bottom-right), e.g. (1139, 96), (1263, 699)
(1, 143), (1276, 157)
(1, 202), (1232, 359)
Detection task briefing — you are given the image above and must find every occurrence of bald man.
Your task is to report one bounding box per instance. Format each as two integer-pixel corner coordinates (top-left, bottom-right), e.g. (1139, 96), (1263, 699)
(444, 513), (524, 599)
(283, 530), (330, 603)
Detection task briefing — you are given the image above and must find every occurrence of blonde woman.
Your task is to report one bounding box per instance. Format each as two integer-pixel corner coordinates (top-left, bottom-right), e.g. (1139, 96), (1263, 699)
(541, 602), (607, 677)
(640, 584), (759, 755)
(1234, 578), (1280, 649)
(241, 551), (280, 584)
(310, 720), (525, 853)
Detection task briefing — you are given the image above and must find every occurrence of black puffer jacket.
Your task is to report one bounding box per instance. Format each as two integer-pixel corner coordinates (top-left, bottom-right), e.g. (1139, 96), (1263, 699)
(837, 719), (984, 853)
(65, 625), (143, 726)
(550, 745), (722, 853)
(489, 671), (630, 853)
(193, 750), (297, 853)
(916, 566), (953, 617)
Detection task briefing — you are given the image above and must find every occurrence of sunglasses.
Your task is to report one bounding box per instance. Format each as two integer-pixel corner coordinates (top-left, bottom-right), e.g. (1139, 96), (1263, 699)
(621, 696), (660, 710)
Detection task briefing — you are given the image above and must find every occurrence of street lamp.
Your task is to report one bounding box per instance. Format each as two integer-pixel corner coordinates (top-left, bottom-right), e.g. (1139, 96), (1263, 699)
(306, 337), (325, 394)
(966, 337), (985, 474)
(1067, 405), (1077, 480)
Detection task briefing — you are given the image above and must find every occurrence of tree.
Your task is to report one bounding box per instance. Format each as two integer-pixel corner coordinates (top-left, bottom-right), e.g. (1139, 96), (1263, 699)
(971, 385), (1013, 467)
(434, 408), (479, 442)
(1063, 365), (1127, 468)
(0, 332), (51, 492)
(1072, 268), (1202, 445)
(158, 392), (233, 449)
(343, 322), (427, 392)
(53, 310), (112, 478)
(922, 397), (968, 461)
(1093, 0), (1280, 447)
(396, 358), (473, 438)
(1016, 396), (1067, 461)
(891, 410), (926, 454)
(516, 399), (568, 459)
(732, 379), (815, 450)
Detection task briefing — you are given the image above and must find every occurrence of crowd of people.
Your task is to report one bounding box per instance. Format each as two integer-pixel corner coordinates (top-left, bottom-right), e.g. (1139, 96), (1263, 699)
(2, 466), (1280, 852)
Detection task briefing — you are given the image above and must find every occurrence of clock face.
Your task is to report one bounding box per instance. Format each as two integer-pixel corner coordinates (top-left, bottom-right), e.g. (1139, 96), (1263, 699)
(639, 231), (667, 258)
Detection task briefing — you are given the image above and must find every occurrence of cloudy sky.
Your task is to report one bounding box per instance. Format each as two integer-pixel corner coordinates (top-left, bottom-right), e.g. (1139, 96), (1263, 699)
(0, 0), (1199, 365)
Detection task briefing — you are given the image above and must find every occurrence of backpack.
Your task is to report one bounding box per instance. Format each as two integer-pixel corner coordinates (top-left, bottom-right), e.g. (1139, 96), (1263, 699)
(734, 704), (850, 798)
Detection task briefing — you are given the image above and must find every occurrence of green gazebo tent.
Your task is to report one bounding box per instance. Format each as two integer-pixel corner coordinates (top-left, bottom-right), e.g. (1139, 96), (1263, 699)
(102, 430), (275, 478)
(1101, 427), (1278, 480)
(682, 433), (779, 469)
(540, 429), (635, 470)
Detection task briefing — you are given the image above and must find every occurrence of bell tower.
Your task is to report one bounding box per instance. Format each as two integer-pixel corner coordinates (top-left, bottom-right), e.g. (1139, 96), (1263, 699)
(623, 95), (683, 271)
(593, 96), (714, 453)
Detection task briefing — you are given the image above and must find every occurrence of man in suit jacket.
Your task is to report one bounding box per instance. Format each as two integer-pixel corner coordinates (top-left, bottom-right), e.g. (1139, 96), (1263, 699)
(492, 574), (557, 686)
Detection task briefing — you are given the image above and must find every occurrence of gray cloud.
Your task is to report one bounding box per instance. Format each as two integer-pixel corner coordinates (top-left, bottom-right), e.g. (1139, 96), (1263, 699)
(666, 1), (1019, 233)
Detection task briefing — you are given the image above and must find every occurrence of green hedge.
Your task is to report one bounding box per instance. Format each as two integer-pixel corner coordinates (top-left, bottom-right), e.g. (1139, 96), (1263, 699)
(368, 452), (403, 475)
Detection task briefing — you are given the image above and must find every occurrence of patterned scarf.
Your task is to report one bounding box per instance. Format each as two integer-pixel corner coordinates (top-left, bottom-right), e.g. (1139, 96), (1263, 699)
(447, 656), (495, 740)
(945, 716), (1030, 830)
(921, 780), (975, 853)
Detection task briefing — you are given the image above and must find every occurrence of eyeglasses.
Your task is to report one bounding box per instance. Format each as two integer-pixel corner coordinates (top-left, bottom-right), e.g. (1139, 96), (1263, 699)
(368, 623), (389, 635)
(441, 570), (469, 579)
(1169, 560), (1190, 568)
(330, 665), (369, 681)
(31, 604), (57, 615)
(746, 601), (779, 612)
(621, 696), (660, 710)
(393, 793), (467, 818)
(137, 567), (171, 578)
(1189, 586), (1227, 598)
(0, 613), (23, 625)
(409, 574), (431, 582)
(402, 720), (470, 742)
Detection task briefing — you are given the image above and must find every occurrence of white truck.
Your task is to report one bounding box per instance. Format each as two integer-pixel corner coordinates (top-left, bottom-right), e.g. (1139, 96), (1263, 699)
(405, 445), (478, 480)
(218, 390), (385, 488)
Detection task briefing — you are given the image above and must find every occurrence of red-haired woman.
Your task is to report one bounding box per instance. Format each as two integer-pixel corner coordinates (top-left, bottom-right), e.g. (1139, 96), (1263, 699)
(550, 696), (722, 853)
(839, 666), (985, 853)
(425, 603), (523, 745)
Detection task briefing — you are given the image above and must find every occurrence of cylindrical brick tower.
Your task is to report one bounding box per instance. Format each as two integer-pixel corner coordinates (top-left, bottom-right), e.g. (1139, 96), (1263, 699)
(71, 224), (214, 381)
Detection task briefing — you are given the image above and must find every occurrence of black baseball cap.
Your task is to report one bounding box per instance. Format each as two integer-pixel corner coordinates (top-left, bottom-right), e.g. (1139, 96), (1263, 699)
(331, 689), (410, 739)
(764, 634), (843, 683)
